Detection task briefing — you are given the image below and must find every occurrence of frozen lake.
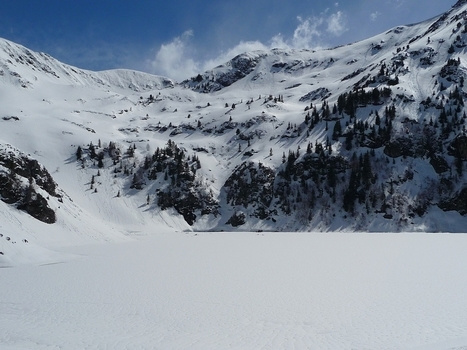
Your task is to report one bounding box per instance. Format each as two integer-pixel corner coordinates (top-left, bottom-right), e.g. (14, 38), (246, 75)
(2, 232), (467, 349)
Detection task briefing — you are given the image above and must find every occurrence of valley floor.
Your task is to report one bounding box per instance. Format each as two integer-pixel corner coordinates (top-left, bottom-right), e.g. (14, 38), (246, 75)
(1, 232), (467, 349)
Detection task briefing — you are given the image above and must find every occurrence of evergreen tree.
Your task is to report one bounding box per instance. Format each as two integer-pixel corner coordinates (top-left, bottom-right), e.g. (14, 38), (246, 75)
(332, 120), (342, 140)
(76, 146), (83, 160)
(97, 152), (104, 168)
(456, 154), (463, 176)
(345, 132), (353, 150)
(89, 142), (97, 159)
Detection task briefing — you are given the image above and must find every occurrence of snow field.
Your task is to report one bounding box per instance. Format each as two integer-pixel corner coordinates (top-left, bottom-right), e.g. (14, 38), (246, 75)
(2, 233), (467, 349)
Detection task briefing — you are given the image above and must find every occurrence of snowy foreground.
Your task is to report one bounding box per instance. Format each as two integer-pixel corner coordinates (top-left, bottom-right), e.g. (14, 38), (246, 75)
(1, 233), (467, 349)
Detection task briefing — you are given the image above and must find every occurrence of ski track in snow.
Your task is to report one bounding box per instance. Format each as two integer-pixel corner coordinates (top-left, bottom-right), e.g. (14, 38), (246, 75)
(2, 233), (467, 349)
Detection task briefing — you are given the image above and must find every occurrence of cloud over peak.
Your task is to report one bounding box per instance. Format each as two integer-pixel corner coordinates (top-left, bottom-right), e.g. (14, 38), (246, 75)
(327, 11), (348, 36)
(150, 10), (348, 81)
(150, 30), (199, 82)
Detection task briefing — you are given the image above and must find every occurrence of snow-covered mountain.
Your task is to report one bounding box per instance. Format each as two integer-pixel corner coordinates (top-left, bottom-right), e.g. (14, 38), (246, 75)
(2, 1), (467, 260)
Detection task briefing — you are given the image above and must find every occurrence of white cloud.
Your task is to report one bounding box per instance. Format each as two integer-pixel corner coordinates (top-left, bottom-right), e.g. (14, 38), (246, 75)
(291, 16), (323, 48)
(327, 11), (348, 37)
(150, 10), (348, 81)
(370, 11), (381, 22)
(150, 34), (273, 81)
(391, 0), (406, 8)
(150, 30), (200, 81)
(150, 36), (271, 81)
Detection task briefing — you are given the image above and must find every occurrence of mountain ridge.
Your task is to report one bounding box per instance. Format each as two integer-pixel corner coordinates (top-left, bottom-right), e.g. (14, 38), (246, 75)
(2, 1), (467, 263)
(0, 37), (174, 92)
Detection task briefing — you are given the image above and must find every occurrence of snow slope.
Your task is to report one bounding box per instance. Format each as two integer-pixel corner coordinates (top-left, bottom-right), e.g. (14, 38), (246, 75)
(2, 232), (467, 349)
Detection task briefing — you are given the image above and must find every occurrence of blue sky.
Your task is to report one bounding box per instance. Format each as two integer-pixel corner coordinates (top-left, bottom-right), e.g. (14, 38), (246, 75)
(0, 0), (451, 80)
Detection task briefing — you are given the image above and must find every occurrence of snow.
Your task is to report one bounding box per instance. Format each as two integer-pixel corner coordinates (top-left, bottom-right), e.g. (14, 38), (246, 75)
(2, 2), (467, 348)
(3, 8), (467, 233)
(2, 232), (467, 349)
(0, 3), (466, 235)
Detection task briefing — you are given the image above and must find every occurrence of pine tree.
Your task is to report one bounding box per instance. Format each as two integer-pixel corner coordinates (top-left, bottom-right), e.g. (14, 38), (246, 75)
(332, 120), (342, 140)
(345, 132), (353, 150)
(76, 146), (82, 160)
(456, 154), (463, 176)
(89, 142), (97, 159)
(97, 152), (104, 168)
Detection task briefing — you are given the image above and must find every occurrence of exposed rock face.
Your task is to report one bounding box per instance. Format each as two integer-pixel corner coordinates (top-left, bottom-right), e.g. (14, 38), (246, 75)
(158, 183), (219, 226)
(183, 52), (267, 92)
(299, 88), (331, 102)
(0, 145), (58, 224)
(0, 171), (23, 205)
(226, 211), (246, 227)
(384, 137), (415, 158)
(223, 162), (275, 220)
(217, 54), (263, 87)
(17, 190), (56, 224)
(132, 140), (219, 226)
(430, 154), (450, 174)
(439, 187), (467, 215)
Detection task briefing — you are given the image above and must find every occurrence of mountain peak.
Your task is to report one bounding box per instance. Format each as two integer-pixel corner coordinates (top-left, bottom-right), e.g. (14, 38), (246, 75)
(3, 0), (467, 235)
(0, 38), (174, 91)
